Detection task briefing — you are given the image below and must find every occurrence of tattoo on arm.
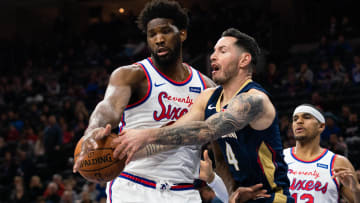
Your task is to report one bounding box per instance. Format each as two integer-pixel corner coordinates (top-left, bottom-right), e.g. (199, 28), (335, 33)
(155, 94), (264, 145)
(132, 144), (176, 159)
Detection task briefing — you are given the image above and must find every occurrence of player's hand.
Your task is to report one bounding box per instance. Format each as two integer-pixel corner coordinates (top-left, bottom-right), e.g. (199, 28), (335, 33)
(73, 124), (112, 173)
(229, 184), (270, 203)
(199, 150), (215, 183)
(112, 128), (151, 164)
(333, 167), (359, 192)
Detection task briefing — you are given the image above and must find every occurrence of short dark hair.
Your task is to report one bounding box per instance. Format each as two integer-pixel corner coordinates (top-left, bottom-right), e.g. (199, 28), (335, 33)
(137, 0), (189, 32)
(222, 28), (261, 68)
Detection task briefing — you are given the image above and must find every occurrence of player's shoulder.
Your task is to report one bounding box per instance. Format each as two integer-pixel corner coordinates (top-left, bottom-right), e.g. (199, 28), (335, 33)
(283, 147), (292, 154)
(110, 63), (147, 85)
(201, 73), (216, 88)
(187, 64), (216, 88)
(282, 147), (293, 160)
(333, 153), (353, 168)
(193, 86), (219, 107)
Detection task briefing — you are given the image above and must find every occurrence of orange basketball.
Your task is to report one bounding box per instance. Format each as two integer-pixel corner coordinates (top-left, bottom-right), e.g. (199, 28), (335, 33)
(74, 133), (125, 183)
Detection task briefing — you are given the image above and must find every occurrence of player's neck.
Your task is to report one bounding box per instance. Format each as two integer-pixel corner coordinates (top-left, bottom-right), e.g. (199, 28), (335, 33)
(152, 56), (189, 81)
(221, 75), (251, 105)
(294, 140), (323, 161)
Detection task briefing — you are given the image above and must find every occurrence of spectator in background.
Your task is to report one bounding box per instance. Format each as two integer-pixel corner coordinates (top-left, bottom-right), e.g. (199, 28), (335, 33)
(351, 55), (360, 84)
(43, 182), (61, 203)
(74, 100), (89, 122)
(279, 115), (292, 145)
(296, 62), (313, 94)
(321, 112), (341, 147)
(333, 34), (352, 61)
(327, 15), (338, 40)
(10, 182), (29, 203)
(340, 16), (354, 38)
(296, 62), (314, 84)
(62, 179), (78, 203)
(282, 64), (299, 96)
(316, 35), (331, 61)
(52, 174), (65, 197)
(316, 60), (332, 91)
(344, 113), (360, 138)
(263, 62), (282, 91)
(331, 58), (347, 89)
(43, 115), (63, 174)
(28, 175), (44, 202)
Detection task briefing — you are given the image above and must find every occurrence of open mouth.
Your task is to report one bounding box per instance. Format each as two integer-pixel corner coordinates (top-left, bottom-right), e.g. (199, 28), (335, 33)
(295, 127), (304, 133)
(211, 63), (220, 73)
(157, 47), (169, 56)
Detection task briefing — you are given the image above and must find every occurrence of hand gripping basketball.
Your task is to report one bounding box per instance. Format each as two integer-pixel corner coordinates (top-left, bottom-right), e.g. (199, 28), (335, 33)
(73, 125), (126, 183)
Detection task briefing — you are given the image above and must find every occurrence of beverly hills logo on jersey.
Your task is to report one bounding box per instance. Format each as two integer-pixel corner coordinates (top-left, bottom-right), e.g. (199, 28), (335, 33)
(154, 91), (194, 121)
(288, 169), (320, 179)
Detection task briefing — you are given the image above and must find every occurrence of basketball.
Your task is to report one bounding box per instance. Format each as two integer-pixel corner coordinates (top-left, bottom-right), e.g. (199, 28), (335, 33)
(74, 133), (125, 183)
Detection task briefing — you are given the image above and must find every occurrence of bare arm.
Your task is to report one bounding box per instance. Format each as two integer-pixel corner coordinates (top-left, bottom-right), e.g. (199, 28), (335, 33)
(73, 64), (145, 172)
(114, 89), (274, 162)
(151, 91), (267, 146)
(119, 72), (217, 162)
(333, 155), (360, 203)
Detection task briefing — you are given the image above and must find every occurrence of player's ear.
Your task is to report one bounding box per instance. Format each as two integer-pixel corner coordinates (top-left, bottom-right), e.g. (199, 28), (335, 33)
(319, 122), (325, 132)
(238, 52), (251, 68)
(180, 29), (187, 42)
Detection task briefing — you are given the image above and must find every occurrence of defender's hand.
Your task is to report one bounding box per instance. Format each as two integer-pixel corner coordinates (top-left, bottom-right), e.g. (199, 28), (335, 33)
(230, 184), (270, 203)
(199, 150), (215, 183)
(112, 128), (151, 164)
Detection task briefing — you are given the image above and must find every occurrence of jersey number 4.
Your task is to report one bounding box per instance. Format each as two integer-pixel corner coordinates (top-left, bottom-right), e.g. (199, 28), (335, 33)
(292, 192), (314, 203)
(225, 142), (240, 171)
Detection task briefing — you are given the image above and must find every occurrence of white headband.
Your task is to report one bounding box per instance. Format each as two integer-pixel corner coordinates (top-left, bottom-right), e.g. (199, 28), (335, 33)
(293, 105), (325, 123)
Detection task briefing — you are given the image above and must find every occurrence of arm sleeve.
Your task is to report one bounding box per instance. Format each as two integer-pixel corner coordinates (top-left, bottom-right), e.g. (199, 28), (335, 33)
(208, 173), (229, 203)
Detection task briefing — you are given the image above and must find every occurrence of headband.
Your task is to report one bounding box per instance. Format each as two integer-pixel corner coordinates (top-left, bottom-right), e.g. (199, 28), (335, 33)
(293, 105), (325, 123)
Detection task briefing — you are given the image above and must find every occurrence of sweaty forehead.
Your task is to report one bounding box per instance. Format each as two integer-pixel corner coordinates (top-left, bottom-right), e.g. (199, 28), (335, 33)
(147, 18), (176, 31)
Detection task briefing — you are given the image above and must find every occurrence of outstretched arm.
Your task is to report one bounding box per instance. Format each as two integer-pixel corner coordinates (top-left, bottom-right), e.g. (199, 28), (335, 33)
(151, 91), (266, 145)
(114, 89), (274, 161)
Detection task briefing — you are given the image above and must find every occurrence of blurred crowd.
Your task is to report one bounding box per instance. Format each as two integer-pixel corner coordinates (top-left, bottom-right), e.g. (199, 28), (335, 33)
(1, 1), (360, 202)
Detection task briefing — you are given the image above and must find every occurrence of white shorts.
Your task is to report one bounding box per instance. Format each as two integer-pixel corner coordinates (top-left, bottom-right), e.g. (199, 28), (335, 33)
(106, 172), (201, 203)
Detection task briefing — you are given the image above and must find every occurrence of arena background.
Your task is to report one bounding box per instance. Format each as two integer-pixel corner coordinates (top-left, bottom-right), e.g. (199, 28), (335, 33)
(0, 0), (359, 202)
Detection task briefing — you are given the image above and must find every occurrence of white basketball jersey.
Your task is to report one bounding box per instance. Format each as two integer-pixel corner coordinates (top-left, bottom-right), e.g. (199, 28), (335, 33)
(119, 57), (206, 183)
(284, 147), (340, 203)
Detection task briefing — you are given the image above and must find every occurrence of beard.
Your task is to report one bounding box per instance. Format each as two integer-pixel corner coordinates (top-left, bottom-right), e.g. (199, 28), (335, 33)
(212, 63), (239, 85)
(294, 131), (318, 143)
(151, 38), (181, 67)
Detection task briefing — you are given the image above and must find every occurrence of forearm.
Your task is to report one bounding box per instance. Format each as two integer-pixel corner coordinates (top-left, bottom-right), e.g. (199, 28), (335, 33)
(151, 111), (244, 146)
(131, 144), (178, 160)
(354, 185), (360, 203)
(86, 101), (123, 133)
(208, 173), (229, 203)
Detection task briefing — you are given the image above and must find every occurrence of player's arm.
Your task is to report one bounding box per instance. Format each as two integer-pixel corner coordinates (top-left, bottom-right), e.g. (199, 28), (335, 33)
(150, 89), (273, 145)
(121, 73), (216, 162)
(114, 89), (273, 161)
(113, 88), (216, 162)
(73, 64), (144, 172)
(333, 155), (360, 203)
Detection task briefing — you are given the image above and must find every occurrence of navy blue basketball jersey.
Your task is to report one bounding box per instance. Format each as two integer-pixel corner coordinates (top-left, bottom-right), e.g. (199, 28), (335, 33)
(205, 80), (294, 203)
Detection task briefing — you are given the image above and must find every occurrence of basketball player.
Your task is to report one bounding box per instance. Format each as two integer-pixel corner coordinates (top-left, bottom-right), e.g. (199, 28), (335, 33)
(115, 28), (294, 203)
(73, 0), (216, 202)
(284, 104), (360, 202)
